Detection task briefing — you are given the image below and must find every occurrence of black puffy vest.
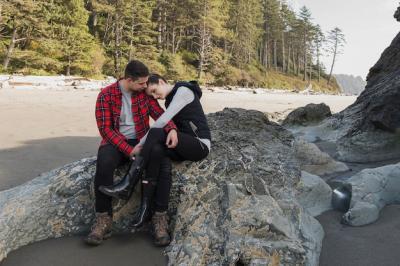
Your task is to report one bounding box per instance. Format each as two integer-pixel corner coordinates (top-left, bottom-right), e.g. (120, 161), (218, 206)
(165, 81), (211, 140)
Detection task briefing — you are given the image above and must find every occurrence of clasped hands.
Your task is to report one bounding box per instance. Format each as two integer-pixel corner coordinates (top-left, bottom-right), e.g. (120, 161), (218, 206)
(130, 129), (178, 160)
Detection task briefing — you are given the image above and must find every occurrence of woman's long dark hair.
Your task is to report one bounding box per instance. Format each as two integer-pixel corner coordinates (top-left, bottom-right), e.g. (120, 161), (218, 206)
(147, 73), (167, 85)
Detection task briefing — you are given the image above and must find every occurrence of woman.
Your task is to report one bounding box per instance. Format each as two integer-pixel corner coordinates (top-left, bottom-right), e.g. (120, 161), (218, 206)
(99, 74), (211, 246)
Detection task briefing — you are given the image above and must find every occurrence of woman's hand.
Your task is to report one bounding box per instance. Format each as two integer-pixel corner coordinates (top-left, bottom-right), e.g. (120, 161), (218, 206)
(166, 129), (178, 148)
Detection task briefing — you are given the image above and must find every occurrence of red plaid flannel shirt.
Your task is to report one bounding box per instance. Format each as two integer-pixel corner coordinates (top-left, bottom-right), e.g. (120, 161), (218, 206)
(95, 81), (177, 157)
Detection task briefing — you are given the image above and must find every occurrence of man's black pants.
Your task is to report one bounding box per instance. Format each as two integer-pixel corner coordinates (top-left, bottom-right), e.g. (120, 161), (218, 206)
(94, 138), (172, 215)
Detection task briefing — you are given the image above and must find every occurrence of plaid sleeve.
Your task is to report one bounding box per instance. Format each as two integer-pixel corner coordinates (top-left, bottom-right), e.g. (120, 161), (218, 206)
(148, 96), (177, 133)
(95, 92), (134, 157)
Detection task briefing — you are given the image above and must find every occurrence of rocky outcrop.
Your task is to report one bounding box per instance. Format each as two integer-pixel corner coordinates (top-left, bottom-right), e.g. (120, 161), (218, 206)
(167, 109), (324, 265)
(327, 29), (400, 162)
(294, 138), (349, 177)
(395, 5), (400, 21)
(334, 74), (366, 95)
(0, 158), (142, 262)
(287, 27), (400, 163)
(296, 171), (333, 217)
(282, 103), (332, 127)
(0, 108), (327, 266)
(341, 163), (400, 226)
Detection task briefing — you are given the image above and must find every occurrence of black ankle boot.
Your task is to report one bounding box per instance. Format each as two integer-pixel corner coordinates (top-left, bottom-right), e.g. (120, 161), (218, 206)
(99, 156), (144, 200)
(131, 179), (157, 228)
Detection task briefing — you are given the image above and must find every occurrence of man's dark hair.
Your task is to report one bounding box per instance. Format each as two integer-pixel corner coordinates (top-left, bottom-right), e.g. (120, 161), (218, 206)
(147, 73), (167, 85)
(124, 60), (149, 80)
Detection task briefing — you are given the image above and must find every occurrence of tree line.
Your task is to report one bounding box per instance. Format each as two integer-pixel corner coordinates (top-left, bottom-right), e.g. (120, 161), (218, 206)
(0, 0), (345, 88)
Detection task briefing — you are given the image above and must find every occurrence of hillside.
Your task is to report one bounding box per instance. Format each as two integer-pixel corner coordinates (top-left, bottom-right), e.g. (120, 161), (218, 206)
(334, 74), (366, 95)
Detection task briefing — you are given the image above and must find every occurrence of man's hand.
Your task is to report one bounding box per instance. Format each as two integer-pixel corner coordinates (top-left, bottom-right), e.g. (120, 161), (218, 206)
(166, 129), (178, 148)
(130, 144), (142, 159)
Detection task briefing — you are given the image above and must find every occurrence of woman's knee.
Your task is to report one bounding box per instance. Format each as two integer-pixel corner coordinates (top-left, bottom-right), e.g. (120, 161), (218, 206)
(149, 143), (166, 159)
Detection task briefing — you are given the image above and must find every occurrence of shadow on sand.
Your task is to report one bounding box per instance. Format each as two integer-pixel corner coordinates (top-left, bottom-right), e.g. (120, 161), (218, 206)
(0, 136), (99, 191)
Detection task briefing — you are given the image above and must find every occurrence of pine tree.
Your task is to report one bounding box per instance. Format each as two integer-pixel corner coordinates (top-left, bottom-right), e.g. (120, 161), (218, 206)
(298, 6), (313, 82)
(191, 0), (227, 79)
(326, 27), (345, 85)
(42, 0), (103, 76)
(312, 24), (325, 82)
(277, 1), (296, 74)
(1, 0), (42, 70)
(85, 0), (113, 38)
(228, 0), (262, 69)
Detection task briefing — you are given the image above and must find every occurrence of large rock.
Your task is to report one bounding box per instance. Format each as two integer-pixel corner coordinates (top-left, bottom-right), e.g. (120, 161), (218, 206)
(294, 138), (349, 177)
(0, 158), (142, 262)
(295, 171), (333, 217)
(282, 103), (332, 126)
(0, 108), (326, 265)
(167, 109), (324, 265)
(327, 30), (400, 162)
(341, 163), (400, 226)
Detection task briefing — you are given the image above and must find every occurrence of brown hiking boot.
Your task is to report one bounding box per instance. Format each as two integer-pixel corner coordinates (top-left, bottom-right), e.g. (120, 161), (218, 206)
(85, 212), (112, 246)
(151, 211), (171, 247)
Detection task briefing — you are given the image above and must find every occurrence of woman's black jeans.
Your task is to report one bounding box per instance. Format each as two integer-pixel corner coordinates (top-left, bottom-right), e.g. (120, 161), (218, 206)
(139, 128), (209, 212)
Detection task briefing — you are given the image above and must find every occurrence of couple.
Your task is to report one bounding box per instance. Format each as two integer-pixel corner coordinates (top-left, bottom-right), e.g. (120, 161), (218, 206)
(85, 60), (211, 247)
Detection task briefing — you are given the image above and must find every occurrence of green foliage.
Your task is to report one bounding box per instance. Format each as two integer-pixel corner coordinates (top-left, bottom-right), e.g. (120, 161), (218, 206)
(216, 65), (242, 86)
(227, 0), (262, 68)
(159, 51), (197, 81)
(11, 49), (63, 74)
(180, 50), (198, 66)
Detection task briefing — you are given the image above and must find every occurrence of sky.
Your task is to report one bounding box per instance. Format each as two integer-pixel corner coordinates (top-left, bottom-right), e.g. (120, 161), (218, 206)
(288, 0), (399, 79)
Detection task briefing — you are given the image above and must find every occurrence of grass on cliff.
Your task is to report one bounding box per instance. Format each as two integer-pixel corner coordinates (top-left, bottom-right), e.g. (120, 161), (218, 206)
(264, 71), (340, 93)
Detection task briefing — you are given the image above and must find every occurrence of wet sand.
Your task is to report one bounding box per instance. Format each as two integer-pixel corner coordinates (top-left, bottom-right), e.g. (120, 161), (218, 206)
(2, 88), (399, 266)
(317, 206), (400, 266)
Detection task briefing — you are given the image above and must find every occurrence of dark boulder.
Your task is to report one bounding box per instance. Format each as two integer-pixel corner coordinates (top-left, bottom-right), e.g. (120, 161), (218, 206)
(282, 103), (332, 126)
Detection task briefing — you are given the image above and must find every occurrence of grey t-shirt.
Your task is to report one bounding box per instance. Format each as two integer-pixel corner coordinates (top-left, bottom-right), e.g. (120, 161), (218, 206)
(119, 84), (136, 139)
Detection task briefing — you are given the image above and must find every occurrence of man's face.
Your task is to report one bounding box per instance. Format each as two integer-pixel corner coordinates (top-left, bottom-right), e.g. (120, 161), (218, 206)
(127, 76), (148, 92)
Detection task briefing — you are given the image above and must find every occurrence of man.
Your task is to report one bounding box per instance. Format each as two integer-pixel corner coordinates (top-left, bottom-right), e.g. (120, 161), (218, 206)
(85, 60), (177, 245)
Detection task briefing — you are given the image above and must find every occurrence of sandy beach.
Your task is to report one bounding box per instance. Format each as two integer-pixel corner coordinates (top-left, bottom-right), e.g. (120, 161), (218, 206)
(0, 89), (355, 150)
(2, 88), (400, 266)
(0, 88), (356, 190)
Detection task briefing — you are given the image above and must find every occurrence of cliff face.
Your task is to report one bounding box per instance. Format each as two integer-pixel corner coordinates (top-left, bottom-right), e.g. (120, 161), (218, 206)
(288, 9), (400, 163)
(346, 28), (400, 133)
(339, 6), (400, 133)
(334, 74), (366, 95)
(330, 27), (400, 162)
(395, 5), (400, 21)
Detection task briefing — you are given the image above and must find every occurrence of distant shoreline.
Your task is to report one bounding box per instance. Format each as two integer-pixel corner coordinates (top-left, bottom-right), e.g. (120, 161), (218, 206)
(0, 74), (358, 96)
